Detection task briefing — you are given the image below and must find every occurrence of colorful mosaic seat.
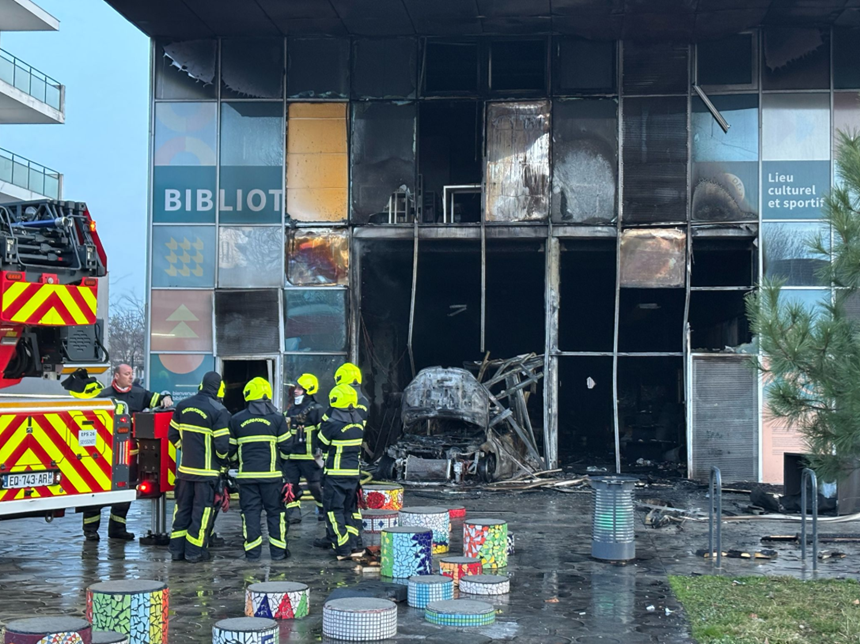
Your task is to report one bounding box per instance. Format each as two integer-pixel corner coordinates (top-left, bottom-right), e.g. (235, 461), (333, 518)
(322, 598), (397, 641)
(245, 582), (309, 620)
(86, 580), (168, 644)
(212, 617), (278, 644)
(3, 617), (92, 644)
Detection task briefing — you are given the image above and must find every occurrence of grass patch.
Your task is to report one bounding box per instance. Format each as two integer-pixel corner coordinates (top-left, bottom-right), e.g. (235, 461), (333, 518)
(669, 575), (860, 643)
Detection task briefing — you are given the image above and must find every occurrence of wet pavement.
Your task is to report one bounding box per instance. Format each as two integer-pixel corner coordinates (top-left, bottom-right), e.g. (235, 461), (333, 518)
(1, 485), (859, 643)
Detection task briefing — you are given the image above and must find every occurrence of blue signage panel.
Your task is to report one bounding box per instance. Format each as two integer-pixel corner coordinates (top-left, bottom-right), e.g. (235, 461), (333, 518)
(153, 166), (217, 223)
(763, 160), (831, 219)
(218, 166), (283, 224)
(149, 353), (215, 402)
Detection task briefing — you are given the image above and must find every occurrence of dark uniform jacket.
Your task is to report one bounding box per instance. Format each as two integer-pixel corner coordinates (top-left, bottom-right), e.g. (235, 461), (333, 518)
(285, 395), (323, 461)
(228, 400), (292, 483)
(168, 380), (231, 481)
(99, 382), (164, 414)
(318, 407), (364, 477)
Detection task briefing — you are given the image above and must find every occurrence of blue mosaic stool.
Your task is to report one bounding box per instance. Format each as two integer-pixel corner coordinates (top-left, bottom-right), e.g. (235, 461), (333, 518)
(407, 575), (454, 608)
(93, 633), (130, 644)
(380, 526), (432, 578)
(425, 599), (496, 627)
(212, 617), (278, 644)
(322, 598), (398, 641)
(399, 506), (450, 553)
(459, 574), (510, 596)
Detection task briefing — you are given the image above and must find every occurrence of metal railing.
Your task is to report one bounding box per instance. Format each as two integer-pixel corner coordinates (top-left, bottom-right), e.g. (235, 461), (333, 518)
(0, 148), (61, 199)
(800, 467), (819, 571)
(0, 48), (62, 110)
(708, 465), (722, 569)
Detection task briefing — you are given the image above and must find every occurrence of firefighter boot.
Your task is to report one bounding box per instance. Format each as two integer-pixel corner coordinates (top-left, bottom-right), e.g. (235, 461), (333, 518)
(107, 503), (135, 540)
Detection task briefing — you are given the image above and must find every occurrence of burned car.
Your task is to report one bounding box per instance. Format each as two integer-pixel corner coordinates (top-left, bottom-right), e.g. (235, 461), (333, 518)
(378, 362), (544, 483)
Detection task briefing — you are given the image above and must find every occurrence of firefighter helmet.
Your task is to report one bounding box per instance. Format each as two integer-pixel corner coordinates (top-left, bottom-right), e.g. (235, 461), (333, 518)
(71, 380), (105, 399)
(61, 368), (104, 399)
(334, 362), (362, 386)
(243, 377), (273, 402)
(329, 384), (358, 409)
(296, 373), (319, 395)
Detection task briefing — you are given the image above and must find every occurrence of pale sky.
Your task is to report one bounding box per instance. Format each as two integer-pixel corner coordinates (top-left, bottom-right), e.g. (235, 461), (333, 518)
(0, 0), (149, 301)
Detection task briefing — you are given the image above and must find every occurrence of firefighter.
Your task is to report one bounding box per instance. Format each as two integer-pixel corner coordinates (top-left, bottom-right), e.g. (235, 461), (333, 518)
(76, 364), (172, 541)
(333, 363), (368, 423)
(228, 377), (292, 561)
(284, 373), (324, 525)
(318, 384), (365, 560)
(167, 371), (231, 563)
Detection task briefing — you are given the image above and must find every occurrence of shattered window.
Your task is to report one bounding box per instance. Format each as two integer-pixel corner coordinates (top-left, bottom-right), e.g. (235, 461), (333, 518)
(218, 226), (284, 288)
(288, 38), (349, 99)
(286, 227), (349, 286)
(553, 37), (616, 95)
(221, 38), (284, 99)
(697, 33), (754, 87)
(153, 102), (217, 224)
(552, 98), (617, 224)
(619, 228), (686, 289)
(622, 42), (688, 95)
(286, 103), (348, 222)
(284, 288), (348, 352)
(283, 354), (345, 406)
(692, 95), (758, 222)
(155, 40), (216, 100)
(762, 222), (830, 287)
(219, 102), (284, 224)
(215, 289), (280, 355)
(490, 39), (546, 93)
(834, 27), (860, 90)
(763, 28), (829, 91)
(350, 102), (416, 224)
(485, 101), (550, 222)
(622, 97), (688, 223)
(352, 38), (417, 99)
(423, 40), (479, 95)
(418, 101), (483, 224)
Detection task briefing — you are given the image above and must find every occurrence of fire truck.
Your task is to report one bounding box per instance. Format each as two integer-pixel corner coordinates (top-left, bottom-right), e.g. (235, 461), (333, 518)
(0, 199), (139, 521)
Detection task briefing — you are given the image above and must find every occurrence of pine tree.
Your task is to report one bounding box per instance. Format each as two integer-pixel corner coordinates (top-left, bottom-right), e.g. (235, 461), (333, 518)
(747, 132), (860, 481)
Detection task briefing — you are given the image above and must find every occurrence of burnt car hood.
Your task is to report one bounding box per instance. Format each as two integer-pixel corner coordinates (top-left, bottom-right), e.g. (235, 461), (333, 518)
(401, 367), (489, 430)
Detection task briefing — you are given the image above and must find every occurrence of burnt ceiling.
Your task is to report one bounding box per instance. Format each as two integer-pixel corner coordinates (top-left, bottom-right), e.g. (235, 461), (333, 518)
(103, 0), (860, 41)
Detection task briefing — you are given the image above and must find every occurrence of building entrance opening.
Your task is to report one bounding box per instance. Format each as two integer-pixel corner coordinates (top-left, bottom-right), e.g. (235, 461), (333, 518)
(220, 359), (273, 414)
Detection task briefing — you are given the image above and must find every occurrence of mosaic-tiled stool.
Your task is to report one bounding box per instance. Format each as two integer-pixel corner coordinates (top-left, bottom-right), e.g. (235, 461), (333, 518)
(360, 483), (403, 511)
(438, 556), (483, 586)
(399, 506), (450, 553)
(448, 506), (466, 520)
(424, 599), (496, 627)
(459, 574), (510, 596)
(86, 580), (169, 644)
(361, 509), (399, 551)
(212, 617), (278, 644)
(463, 518), (508, 570)
(4, 617), (92, 644)
(322, 598), (397, 641)
(380, 526), (432, 578)
(407, 575), (454, 608)
(92, 633), (129, 644)
(507, 533), (515, 555)
(245, 582), (309, 620)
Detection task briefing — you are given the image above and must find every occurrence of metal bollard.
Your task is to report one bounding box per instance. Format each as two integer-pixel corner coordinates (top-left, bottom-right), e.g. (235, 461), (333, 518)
(800, 467), (818, 572)
(708, 466), (722, 569)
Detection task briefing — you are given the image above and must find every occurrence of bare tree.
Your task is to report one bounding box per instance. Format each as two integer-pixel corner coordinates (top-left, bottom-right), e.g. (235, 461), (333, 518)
(109, 293), (146, 379)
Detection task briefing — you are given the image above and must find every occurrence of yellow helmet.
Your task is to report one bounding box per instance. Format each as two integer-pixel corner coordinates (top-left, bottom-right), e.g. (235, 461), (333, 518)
(243, 377), (273, 402)
(329, 384), (358, 409)
(199, 380), (226, 398)
(334, 362), (362, 386)
(296, 373), (319, 395)
(70, 380), (104, 399)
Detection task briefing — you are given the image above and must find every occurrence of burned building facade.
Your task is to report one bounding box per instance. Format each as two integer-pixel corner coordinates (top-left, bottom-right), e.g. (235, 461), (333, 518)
(111, 0), (860, 484)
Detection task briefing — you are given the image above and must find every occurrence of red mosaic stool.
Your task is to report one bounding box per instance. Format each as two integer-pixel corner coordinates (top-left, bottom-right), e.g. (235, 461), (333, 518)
(4, 617), (92, 644)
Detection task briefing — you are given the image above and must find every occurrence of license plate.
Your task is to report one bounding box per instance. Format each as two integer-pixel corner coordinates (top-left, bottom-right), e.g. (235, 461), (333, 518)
(2, 470), (60, 489)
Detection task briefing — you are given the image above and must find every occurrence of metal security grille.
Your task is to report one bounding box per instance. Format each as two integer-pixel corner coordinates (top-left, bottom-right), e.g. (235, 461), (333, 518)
(691, 356), (758, 482)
